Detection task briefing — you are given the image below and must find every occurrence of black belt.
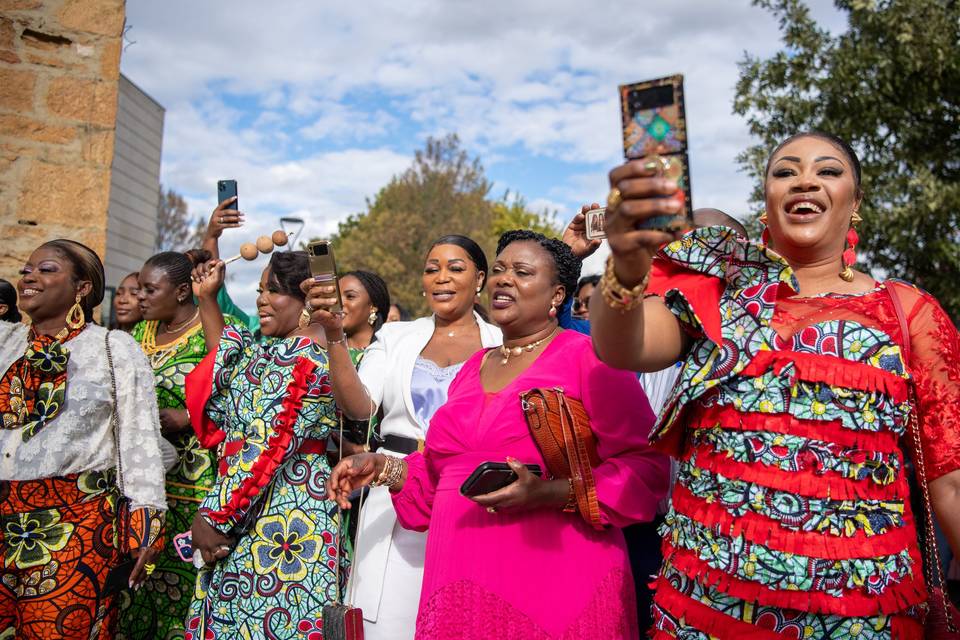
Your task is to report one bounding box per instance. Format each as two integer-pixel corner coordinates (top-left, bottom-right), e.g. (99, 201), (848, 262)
(377, 434), (424, 454)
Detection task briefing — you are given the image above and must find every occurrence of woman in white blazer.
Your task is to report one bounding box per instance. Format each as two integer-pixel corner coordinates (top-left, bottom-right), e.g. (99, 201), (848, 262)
(313, 235), (501, 639)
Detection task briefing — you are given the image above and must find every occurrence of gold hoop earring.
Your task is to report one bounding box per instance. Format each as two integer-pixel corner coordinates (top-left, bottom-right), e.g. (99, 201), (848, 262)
(368, 308), (378, 326)
(66, 294), (85, 330)
(298, 308), (311, 330)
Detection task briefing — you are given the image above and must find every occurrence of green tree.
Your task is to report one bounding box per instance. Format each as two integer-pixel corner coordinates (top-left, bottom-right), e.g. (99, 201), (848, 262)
(734, 0), (960, 319)
(317, 136), (563, 316)
(491, 192), (562, 238)
(327, 135), (496, 316)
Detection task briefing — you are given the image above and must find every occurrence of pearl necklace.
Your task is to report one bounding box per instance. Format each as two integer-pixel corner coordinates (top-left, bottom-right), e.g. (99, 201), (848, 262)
(498, 327), (558, 366)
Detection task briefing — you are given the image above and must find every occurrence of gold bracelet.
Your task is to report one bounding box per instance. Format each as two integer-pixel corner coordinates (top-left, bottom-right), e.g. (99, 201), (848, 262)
(600, 255), (650, 313)
(371, 455), (405, 488)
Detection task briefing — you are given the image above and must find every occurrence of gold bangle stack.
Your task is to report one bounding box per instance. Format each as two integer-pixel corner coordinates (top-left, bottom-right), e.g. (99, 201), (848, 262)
(371, 455), (405, 488)
(599, 255), (650, 313)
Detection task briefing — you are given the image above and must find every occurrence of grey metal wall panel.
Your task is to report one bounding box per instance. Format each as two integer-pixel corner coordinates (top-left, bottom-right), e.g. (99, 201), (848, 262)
(105, 75), (165, 305)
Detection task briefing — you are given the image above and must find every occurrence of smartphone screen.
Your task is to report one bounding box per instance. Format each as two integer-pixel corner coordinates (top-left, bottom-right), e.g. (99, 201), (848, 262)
(619, 75), (692, 231)
(217, 180), (238, 210)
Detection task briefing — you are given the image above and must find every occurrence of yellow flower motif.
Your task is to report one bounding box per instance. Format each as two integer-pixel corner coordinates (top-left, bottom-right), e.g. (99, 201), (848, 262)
(862, 409), (876, 424)
(850, 340), (863, 353)
(753, 377), (766, 391)
(668, 240), (683, 252)
(759, 400), (774, 413)
(251, 509), (320, 582)
(850, 622), (863, 636)
(812, 401), (827, 416)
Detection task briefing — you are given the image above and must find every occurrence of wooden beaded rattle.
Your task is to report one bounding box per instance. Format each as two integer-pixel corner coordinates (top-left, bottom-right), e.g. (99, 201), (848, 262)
(223, 230), (290, 265)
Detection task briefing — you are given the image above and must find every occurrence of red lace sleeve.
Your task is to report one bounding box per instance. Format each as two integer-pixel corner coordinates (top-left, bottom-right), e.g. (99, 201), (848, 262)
(905, 288), (960, 481)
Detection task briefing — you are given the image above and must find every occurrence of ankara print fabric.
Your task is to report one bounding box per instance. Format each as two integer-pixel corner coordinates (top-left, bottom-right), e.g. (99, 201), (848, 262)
(0, 473), (122, 640)
(118, 320), (220, 640)
(184, 327), (341, 640)
(644, 226), (960, 639)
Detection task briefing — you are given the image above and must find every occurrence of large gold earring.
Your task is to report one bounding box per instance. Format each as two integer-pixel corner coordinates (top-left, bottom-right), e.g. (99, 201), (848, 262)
(66, 294), (85, 330)
(368, 308), (378, 326)
(298, 307), (311, 330)
(758, 212), (768, 225)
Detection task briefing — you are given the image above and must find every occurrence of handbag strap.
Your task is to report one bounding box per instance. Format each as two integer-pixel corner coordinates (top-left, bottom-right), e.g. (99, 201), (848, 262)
(103, 330), (130, 557)
(885, 283), (957, 631)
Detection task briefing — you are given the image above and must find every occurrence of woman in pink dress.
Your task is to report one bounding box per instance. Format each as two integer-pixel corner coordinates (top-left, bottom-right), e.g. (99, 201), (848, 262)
(322, 230), (671, 639)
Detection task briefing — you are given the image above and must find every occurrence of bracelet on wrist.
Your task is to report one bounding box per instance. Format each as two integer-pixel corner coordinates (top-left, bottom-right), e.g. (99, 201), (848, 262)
(371, 455), (405, 489)
(599, 255), (650, 313)
(326, 332), (347, 346)
(562, 478), (578, 513)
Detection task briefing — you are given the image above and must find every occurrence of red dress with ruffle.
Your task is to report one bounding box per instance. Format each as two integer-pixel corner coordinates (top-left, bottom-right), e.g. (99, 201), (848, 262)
(646, 226), (960, 639)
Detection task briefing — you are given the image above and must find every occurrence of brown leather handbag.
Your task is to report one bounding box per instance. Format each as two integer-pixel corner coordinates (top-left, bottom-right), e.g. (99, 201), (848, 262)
(520, 387), (604, 530)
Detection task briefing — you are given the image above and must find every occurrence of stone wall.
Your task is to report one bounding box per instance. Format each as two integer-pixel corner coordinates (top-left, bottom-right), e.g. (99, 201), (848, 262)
(0, 0), (126, 309)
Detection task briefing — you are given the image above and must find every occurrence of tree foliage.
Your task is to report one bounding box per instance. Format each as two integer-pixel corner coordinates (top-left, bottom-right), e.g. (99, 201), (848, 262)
(734, 0), (960, 319)
(155, 186), (204, 253)
(319, 135), (559, 316)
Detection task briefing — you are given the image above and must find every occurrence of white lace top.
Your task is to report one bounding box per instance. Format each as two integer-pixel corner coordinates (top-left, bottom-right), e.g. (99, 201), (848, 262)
(0, 322), (167, 511)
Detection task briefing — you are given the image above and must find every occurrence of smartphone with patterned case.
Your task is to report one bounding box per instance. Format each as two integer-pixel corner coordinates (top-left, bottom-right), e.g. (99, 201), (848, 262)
(619, 74), (692, 231)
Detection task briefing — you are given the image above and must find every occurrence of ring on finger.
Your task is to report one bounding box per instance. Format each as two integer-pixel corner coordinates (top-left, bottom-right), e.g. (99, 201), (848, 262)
(607, 187), (622, 212)
(486, 506), (497, 514)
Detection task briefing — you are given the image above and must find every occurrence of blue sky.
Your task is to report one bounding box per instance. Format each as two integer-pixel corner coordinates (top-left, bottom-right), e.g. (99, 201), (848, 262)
(120, 0), (845, 310)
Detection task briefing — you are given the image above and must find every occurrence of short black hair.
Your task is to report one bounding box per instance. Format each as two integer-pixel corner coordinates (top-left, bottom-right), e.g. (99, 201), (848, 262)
(391, 303), (411, 321)
(268, 251), (310, 301)
(765, 131), (863, 197)
(342, 270), (391, 333)
(143, 249), (212, 292)
(429, 235), (489, 291)
(496, 230), (582, 305)
(574, 275), (601, 298)
(0, 278), (21, 323)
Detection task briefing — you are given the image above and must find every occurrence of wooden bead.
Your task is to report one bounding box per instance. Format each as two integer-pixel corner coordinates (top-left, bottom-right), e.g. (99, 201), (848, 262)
(256, 236), (273, 253)
(272, 230), (288, 247)
(239, 243), (259, 260)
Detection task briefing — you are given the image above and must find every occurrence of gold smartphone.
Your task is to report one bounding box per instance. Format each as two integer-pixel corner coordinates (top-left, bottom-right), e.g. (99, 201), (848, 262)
(306, 240), (342, 313)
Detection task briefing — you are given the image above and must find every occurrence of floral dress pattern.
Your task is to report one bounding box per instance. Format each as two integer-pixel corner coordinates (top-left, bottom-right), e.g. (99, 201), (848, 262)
(183, 327), (341, 640)
(646, 226), (960, 639)
(119, 320), (218, 640)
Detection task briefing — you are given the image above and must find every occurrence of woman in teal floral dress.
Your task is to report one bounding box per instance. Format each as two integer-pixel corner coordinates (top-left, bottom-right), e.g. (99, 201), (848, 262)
(183, 251), (343, 640)
(120, 250), (227, 639)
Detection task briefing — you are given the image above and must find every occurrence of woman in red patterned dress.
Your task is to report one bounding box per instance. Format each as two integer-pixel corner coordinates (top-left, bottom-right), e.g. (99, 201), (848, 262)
(592, 132), (960, 638)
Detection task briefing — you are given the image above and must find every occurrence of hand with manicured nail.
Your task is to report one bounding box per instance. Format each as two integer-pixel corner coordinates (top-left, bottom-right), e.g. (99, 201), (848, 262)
(468, 457), (569, 513)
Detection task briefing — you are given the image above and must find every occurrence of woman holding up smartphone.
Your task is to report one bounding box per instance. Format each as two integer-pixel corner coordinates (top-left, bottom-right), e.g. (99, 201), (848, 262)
(319, 231), (670, 639)
(310, 235), (501, 639)
(592, 133), (960, 637)
(181, 252), (343, 639)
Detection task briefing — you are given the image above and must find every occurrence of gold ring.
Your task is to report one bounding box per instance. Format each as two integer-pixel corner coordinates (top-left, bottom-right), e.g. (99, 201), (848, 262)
(606, 187), (622, 212)
(144, 563), (156, 576)
(486, 506), (497, 514)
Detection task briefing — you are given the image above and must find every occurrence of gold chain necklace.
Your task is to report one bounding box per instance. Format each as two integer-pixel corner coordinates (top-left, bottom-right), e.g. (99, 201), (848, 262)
(498, 327), (558, 366)
(163, 309), (199, 334)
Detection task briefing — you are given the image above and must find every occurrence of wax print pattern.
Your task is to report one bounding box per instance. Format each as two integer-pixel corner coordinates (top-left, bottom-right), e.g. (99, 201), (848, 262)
(184, 327), (341, 640)
(0, 473), (122, 639)
(648, 226), (938, 639)
(119, 320), (218, 640)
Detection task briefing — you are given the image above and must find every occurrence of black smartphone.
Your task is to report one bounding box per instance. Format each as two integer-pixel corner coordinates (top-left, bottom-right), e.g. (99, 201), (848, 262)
(460, 461), (543, 497)
(306, 240), (342, 313)
(217, 179), (238, 210)
(103, 557), (135, 596)
(619, 74), (692, 232)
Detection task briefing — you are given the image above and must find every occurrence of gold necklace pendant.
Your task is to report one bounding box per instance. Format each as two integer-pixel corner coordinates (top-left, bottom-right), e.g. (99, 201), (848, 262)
(164, 309), (199, 334)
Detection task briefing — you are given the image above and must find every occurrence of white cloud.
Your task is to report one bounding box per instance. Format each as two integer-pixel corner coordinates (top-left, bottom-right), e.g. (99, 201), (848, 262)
(120, 0), (846, 311)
